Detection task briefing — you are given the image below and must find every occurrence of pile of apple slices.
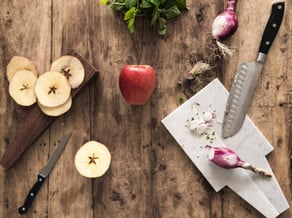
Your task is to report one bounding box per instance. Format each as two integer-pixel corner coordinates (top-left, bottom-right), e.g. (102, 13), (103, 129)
(7, 55), (85, 116)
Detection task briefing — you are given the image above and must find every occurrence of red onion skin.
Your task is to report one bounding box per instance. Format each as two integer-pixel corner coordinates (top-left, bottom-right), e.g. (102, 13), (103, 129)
(207, 146), (245, 169)
(206, 145), (272, 178)
(212, 0), (238, 41)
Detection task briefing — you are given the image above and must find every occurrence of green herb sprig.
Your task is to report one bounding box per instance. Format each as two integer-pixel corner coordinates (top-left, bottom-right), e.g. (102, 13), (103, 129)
(100, 0), (187, 35)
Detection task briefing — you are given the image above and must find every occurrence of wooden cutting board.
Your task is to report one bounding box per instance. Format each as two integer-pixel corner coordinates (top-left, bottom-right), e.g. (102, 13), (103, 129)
(0, 49), (98, 169)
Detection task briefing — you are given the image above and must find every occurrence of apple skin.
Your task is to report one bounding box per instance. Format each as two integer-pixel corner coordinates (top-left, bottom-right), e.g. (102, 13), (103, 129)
(119, 65), (156, 105)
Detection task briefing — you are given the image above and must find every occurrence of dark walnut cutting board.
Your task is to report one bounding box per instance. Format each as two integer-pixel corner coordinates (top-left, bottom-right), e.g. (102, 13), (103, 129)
(0, 49), (98, 169)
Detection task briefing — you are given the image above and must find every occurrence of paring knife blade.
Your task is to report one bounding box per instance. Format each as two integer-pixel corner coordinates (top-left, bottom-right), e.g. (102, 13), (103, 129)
(222, 1), (285, 138)
(18, 132), (72, 215)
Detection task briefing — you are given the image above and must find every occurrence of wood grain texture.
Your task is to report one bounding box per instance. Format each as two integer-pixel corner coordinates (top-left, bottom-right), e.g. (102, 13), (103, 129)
(0, 0), (291, 217)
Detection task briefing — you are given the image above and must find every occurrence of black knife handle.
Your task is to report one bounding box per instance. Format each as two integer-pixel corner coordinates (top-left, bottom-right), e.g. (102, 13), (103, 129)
(18, 175), (46, 214)
(258, 1), (285, 54)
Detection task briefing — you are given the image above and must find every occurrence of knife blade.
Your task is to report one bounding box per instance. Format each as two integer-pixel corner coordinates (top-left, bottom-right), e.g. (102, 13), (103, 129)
(18, 132), (72, 214)
(222, 1), (285, 138)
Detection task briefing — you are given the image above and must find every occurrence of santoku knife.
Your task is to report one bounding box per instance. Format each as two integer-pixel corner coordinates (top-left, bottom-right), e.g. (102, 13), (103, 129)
(18, 132), (72, 214)
(222, 1), (285, 138)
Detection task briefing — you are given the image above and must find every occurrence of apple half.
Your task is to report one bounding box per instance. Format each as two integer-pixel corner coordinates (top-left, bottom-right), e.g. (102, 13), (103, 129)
(74, 141), (111, 178)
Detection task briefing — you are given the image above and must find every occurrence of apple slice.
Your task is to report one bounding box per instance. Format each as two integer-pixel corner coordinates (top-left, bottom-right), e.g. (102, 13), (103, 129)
(38, 96), (72, 117)
(9, 69), (38, 106)
(7, 56), (38, 82)
(35, 71), (71, 107)
(74, 141), (111, 178)
(50, 55), (85, 89)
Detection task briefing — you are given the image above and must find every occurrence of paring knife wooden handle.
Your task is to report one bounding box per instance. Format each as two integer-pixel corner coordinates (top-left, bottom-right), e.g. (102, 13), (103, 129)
(18, 175), (46, 214)
(258, 1), (285, 54)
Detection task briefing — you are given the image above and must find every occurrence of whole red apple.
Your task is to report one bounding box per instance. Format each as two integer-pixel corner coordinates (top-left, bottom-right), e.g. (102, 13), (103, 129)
(119, 65), (156, 105)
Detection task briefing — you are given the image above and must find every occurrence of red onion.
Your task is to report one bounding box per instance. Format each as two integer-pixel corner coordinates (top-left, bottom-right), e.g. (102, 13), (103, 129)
(212, 0), (238, 41)
(206, 145), (272, 178)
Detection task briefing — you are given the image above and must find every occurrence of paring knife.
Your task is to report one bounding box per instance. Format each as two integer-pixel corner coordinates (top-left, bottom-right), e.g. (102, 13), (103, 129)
(222, 1), (285, 138)
(18, 132), (72, 214)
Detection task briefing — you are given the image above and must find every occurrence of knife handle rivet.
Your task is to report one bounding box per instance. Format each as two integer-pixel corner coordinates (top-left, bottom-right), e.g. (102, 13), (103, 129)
(30, 192), (34, 197)
(277, 5), (283, 10)
(39, 178), (43, 182)
(272, 23), (277, 28)
(265, 41), (270, 45)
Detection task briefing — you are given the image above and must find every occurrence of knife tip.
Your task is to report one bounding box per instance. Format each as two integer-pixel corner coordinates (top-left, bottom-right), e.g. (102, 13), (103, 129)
(221, 132), (230, 138)
(221, 129), (236, 138)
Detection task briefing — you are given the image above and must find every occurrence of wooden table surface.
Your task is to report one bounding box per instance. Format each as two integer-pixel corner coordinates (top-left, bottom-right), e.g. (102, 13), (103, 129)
(0, 0), (291, 217)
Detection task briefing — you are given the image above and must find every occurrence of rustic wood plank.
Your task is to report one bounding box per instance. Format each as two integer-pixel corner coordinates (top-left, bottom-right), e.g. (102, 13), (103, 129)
(223, 0), (292, 217)
(0, 0), (291, 218)
(142, 0), (223, 217)
(221, 1), (271, 216)
(0, 1), (52, 217)
(0, 19), (9, 218)
(47, 1), (98, 217)
(91, 5), (153, 218)
(277, 0), (292, 212)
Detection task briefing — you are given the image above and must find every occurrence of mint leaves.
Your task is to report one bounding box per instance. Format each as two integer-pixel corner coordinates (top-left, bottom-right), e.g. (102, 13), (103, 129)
(100, 0), (187, 35)
(124, 7), (138, 33)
